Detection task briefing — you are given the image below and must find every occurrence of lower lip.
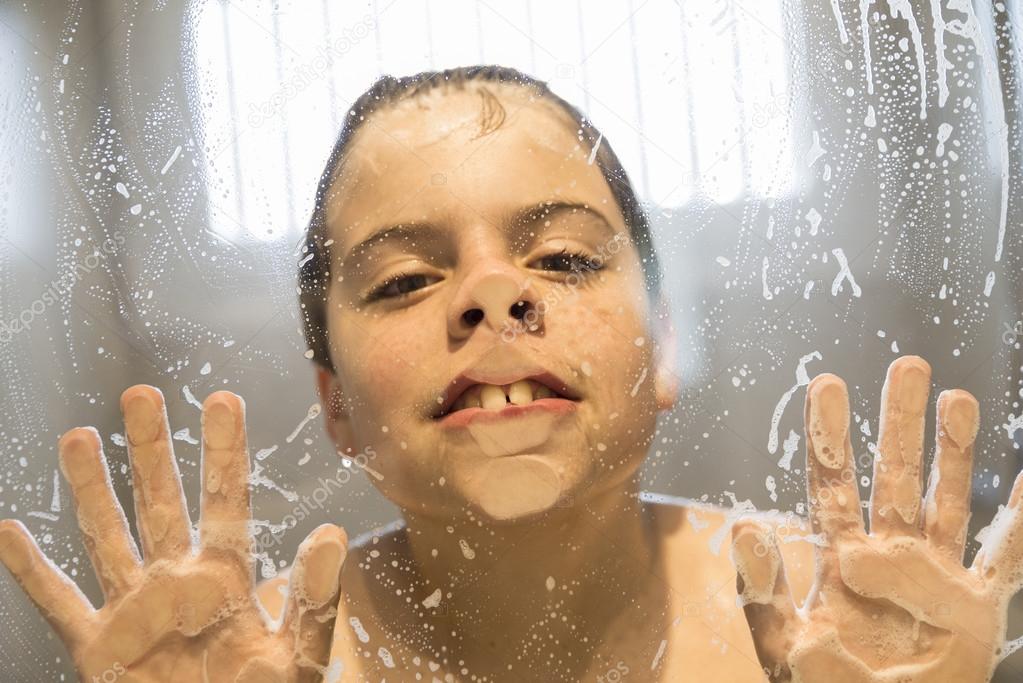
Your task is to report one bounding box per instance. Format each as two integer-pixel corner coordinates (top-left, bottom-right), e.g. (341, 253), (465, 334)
(437, 398), (578, 428)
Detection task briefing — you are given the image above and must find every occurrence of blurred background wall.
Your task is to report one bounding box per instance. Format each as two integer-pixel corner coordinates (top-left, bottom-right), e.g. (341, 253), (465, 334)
(1, 0), (1022, 679)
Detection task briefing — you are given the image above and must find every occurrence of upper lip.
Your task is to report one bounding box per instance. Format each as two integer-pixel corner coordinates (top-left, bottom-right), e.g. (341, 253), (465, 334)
(432, 365), (581, 418)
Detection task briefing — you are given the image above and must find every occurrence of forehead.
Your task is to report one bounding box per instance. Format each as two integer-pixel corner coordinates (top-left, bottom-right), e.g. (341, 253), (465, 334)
(324, 85), (626, 250)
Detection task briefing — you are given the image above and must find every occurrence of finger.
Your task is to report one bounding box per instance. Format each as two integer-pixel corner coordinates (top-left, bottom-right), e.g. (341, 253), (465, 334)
(0, 519), (96, 645)
(922, 389), (979, 563)
(278, 524), (348, 672)
(199, 391), (252, 570)
(121, 385), (193, 561)
(973, 468), (1023, 590)
(58, 427), (142, 600)
(805, 373), (864, 542)
(869, 356), (931, 536)
(730, 519), (797, 681)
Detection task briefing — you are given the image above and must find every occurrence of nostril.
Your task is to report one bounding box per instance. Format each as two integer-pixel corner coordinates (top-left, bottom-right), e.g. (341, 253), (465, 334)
(509, 300), (531, 320)
(462, 308), (484, 327)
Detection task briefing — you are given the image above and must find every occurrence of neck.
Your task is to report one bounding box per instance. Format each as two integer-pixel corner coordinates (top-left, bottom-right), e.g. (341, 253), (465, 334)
(398, 475), (660, 667)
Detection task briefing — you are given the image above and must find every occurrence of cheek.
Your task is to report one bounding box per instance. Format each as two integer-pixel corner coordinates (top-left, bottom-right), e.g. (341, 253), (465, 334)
(554, 284), (650, 359)
(334, 311), (439, 416)
(555, 290), (658, 410)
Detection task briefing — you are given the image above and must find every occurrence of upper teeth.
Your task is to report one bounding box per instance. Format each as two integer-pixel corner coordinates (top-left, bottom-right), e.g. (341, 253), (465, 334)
(451, 380), (556, 412)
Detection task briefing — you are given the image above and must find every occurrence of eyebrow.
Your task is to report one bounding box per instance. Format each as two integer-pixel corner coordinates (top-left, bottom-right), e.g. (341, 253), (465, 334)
(507, 200), (616, 232)
(340, 200), (617, 267)
(340, 223), (445, 270)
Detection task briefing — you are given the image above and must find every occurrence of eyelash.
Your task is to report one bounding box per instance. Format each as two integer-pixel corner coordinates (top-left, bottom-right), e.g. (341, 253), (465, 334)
(536, 247), (604, 274)
(363, 248), (604, 302)
(364, 271), (437, 302)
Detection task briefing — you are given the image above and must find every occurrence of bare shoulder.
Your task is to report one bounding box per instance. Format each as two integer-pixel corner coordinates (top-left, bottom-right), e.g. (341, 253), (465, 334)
(641, 492), (816, 606)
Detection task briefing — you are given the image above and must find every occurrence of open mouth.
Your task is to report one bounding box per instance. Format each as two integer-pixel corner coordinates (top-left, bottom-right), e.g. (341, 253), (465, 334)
(433, 373), (580, 420)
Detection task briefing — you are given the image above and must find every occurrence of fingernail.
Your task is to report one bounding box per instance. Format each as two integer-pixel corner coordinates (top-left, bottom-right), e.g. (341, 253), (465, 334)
(730, 526), (778, 604)
(895, 359), (930, 412)
(302, 529), (346, 606)
(123, 388), (162, 444)
(939, 390), (979, 450)
(808, 376), (848, 469)
(203, 394), (240, 452)
(0, 522), (33, 574)
(59, 428), (100, 487)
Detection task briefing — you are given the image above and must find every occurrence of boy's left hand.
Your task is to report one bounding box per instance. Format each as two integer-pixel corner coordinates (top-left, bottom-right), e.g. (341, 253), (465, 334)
(731, 355), (1022, 682)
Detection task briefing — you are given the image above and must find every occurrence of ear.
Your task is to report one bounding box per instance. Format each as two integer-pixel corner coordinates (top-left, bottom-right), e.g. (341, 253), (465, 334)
(315, 365), (357, 456)
(651, 292), (680, 412)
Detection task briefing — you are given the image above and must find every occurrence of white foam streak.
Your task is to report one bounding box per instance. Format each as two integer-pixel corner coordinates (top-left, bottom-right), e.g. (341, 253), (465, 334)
(768, 351), (822, 454)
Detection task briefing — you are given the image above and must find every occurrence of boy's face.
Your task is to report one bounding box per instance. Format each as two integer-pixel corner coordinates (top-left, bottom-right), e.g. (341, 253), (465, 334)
(319, 85), (676, 521)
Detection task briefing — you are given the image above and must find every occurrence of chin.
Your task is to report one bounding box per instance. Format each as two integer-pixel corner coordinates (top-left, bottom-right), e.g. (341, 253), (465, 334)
(375, 434), (645, 522)
(448, 449), (613, 523)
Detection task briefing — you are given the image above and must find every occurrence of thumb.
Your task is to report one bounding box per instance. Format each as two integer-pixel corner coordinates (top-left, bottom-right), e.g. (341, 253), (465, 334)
(731, 518), (798, 683)
(279, 524), (348, 672)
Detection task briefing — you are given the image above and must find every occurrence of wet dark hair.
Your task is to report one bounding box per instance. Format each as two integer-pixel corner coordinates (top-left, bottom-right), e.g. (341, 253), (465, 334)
(298, 64), (661, 372)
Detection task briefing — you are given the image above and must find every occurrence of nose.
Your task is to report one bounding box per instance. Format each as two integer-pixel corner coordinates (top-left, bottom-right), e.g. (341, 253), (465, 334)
(447, 260), (544, 340)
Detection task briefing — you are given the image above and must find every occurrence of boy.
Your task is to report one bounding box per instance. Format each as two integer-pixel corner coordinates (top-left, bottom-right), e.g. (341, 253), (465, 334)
(2, 66), (1020, 682)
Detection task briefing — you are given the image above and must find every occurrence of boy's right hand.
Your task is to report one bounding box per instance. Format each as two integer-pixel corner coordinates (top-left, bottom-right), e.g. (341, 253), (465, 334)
(0, 386), (347, 682)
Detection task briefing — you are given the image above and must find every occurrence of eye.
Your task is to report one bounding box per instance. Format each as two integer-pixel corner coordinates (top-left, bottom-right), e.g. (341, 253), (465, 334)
(366, 272), (440, 301)
(532, 248), (603, 273)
